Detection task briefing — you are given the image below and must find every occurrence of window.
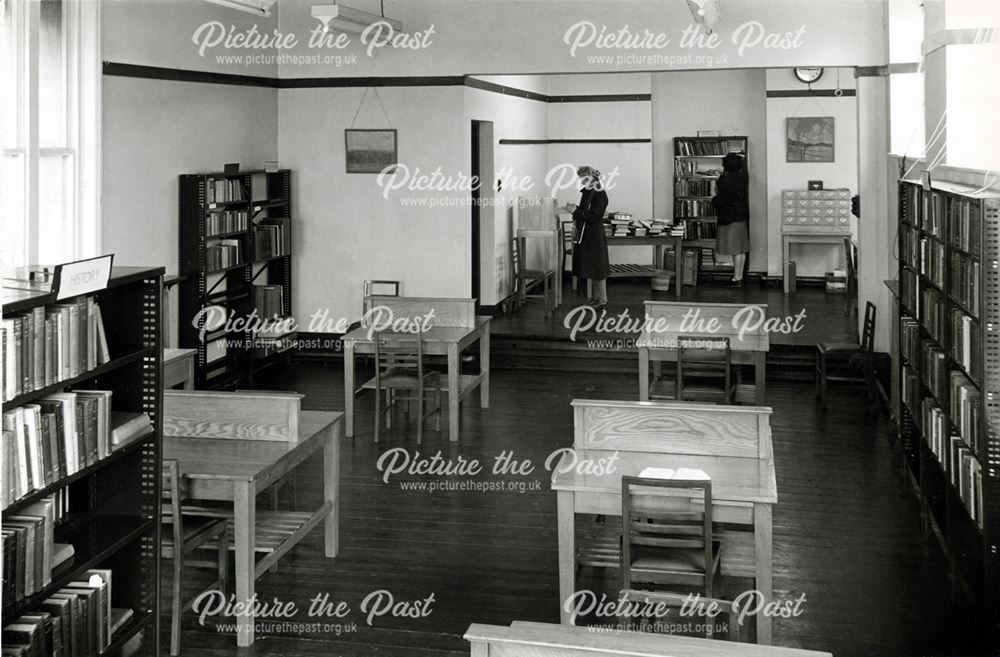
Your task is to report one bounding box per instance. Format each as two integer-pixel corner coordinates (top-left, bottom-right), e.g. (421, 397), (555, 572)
(0, 0), (101, 272)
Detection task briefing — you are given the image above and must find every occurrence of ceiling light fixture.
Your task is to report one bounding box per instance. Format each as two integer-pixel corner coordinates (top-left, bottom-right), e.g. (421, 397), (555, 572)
(205, 0), (277, 17)
(311, 3), (403, 35)
(684, 0), (722, 34)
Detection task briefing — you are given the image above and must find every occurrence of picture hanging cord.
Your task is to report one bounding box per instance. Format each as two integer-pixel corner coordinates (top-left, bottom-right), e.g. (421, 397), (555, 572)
(349, 87), (394, 129)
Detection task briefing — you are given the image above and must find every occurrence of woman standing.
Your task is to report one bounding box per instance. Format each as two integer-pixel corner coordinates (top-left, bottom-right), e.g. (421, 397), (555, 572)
(567, 166), (610, 308)
(712, 153), (750, 288)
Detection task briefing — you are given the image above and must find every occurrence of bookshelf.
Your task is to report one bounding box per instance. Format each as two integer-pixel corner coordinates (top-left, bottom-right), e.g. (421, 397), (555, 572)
(673, 135), (749, 279)
(178, 169), (295, 389)
(2, 266), (163, 657)
(895, 178), (1000, 617)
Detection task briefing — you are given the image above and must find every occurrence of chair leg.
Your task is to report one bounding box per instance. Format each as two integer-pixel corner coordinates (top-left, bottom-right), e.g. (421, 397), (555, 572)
(435, 384), (442, 431)
(218, 527), (230, 597)
(170, 556), (183, 656)
(416, 387), (424, 445)
(374, 385), (382, 443)
(818, 352), (828, 408)
(385, 389), (393, 430)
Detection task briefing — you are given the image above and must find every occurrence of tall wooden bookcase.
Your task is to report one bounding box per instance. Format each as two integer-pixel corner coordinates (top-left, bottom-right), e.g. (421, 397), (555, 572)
(178, 169), (294, 389)
(896, 178), (1000, 620)
(2, 266), (163, 656)
(673, 135), (748, 278)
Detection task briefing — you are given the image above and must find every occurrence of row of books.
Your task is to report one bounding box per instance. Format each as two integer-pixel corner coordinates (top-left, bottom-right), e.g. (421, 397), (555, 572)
(206, 178), (247, 205)
(675, 161), (723, 177)
(900, 182), (922, 226)
(920, 397), (984, 529)
(675, 139), (744, 156)
(253, 218), (290, 261)
(901, 364), (922, 422)
(921, 287), (945, 344)
(674, 200), (715, 219)
(950, 309), (981, 383)
(254, 284), (286, 320)
(683, 220), (718, 240)
(946, 197), (982, 254)
(899, 224), (919, 270)
(2, 392), (153, 510)
(2, 495), (69, 601)
(2, 568), (119, 657)
(919, 236), (945, 289)
(922, 344), (948, 404)
(205, 240), (242, 272)
(674, 178), (717, 197)
(922, 192), (945, 238)
(2, 296), (111, 402)
(900, 317), (921, 366)
(206, 209), (249, 237)
(950, 371), (982, 455)
(900, 268), (920, 316)
(948, 252), (980, 317)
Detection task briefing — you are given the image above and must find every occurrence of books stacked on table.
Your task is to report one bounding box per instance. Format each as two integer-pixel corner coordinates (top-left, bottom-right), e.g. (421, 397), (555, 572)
(607, 212), (632, 237)
(2, 296), (111, 402)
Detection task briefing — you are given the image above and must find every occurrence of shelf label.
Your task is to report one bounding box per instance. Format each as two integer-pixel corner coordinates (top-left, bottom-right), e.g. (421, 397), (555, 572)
(53, 254), (114, 300)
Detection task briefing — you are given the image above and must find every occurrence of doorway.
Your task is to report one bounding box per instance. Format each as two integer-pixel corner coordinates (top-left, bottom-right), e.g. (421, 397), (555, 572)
(471, 120), (495, 311)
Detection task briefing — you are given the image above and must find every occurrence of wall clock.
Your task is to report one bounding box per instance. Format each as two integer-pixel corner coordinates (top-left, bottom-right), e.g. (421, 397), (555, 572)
(794, 67), (824, 84)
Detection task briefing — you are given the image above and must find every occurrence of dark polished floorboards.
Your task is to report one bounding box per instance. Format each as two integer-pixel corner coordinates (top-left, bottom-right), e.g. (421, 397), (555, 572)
(170, 361), (979, 657)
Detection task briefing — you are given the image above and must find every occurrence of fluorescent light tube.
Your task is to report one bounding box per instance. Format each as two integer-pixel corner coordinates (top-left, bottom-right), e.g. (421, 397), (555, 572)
(206, 0), (276, 17)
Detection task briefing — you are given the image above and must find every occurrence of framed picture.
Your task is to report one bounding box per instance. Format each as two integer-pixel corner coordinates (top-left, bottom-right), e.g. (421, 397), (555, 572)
(345, 129), (397, 174)
(786, 117), (834, 163)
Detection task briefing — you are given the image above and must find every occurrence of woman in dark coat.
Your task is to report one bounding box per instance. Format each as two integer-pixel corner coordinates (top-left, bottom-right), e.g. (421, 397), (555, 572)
(567, 165), (610, 307)
(711, 153), (749, 287)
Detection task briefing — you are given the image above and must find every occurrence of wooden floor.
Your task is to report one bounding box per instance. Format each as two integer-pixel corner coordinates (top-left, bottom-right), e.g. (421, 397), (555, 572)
(491, 278), (858, 346)
(164, 357), (992, 656)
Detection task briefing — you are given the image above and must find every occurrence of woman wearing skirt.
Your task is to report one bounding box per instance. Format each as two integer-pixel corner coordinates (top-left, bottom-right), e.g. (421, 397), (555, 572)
(712, 153), (750, 287)
(567, 165), (610, 307)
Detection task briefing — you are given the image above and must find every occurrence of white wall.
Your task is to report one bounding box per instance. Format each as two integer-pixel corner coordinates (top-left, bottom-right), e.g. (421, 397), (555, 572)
(765, 67), (858, 277)
(277, 86), (468, 326)
(651, 69), (768, 272)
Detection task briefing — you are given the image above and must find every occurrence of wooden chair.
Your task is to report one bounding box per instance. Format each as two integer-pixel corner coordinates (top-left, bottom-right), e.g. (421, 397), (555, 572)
(161, 459), (229, 656)
(373, 331), (442, 444)
(363, 280), (401, 312)
(621, 476), (721, 598)
(512, 234), (555, 316)
(650, 336), (736, 405)
(816, 300), (876, 409)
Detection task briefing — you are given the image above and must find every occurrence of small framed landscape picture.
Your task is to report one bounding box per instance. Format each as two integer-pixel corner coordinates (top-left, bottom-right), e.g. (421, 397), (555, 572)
(786, 116), (834, 163)
(345, 129), (397, 174)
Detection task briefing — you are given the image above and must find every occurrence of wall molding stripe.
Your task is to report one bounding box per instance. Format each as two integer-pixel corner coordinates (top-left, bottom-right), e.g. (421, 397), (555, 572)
(499, 138), (651, 145)
(766, 89), (857, 98)
(101, 62), (651, 103)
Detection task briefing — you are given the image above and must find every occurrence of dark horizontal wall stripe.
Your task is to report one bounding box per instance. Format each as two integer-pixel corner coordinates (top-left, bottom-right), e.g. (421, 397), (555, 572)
(280, 75), (465, 88)
(499, 138), (651, 145)
(102, 61), (278, 88)
(463, 77), (548, 102)
(766, 89), (857, 98)
(547, 93), (651, 103)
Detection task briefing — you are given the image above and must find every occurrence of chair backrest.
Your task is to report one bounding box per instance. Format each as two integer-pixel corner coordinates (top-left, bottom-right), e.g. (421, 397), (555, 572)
(571, 399), (773, 459)
(621, 476), (714, 594)
(642, 301), (769, 352)
(861, 301), (876, 355)
(363, 280), (401, 315)
(163, 390), (302, 442)
(677, 335), (732, 404)
(373, 331), (425, 383)
(161, 459), (185, 547)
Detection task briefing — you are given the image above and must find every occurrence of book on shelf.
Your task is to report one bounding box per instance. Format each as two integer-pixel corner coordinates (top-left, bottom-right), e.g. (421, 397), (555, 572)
(108, 411), (152, 451)
(206, 177), (247, 205)
(205, 239), (243, 271)
(1, 295), (111, 402)
(206, 209), (249, 236)
(2, 495), (61, 601)
(950, 309), (980, 382)
(683, 220), (718, 240)
(950, 371), (981, 455)
(675, 138), (745, 156)
(948, 252), (980, 317)
(674, 178), (717, 197)
(253, 217), (290, 261)
(918, 236), (945, 289)
(947, 196), (982, 254)
(674, 199), (715, 219)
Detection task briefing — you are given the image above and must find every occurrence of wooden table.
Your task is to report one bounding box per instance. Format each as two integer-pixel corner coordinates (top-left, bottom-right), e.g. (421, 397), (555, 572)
(163, 410), (343, 647)
(552, 399), (777, 644)
(343, 314), (491, 442)
(162, 347), (196, 389)
(782, 233), (848, 294)
(577, 234), (683, 298)
(638, 301), (769, 404)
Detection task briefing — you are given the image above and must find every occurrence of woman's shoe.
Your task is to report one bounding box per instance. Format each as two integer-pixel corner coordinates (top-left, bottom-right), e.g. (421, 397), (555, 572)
(724, 279), (744, 288)
(591, 300), (608, 309)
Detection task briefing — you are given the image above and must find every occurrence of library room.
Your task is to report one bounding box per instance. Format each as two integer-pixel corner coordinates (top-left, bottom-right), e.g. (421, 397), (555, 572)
(2, 0), (1000, 656)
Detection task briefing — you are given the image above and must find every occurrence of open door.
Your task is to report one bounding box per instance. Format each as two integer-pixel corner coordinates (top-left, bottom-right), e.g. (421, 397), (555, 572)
(471, 120), (495, 312)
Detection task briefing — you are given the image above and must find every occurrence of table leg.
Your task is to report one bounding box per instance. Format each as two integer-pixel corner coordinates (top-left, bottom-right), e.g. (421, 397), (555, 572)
(557, 490), (576, 625)
(324, 422), (341, 558)
(344, 342), (355, 438)
(755, 351), (766, 404)
(639, 347), (650, 401)
(480, 326), (490, 409)
(754, 502), (773, 644)
(234, 481), (256, 647)
(783, 236), (791, 294)
(448, 345), (460, 442)
(674, 238), (682, 297)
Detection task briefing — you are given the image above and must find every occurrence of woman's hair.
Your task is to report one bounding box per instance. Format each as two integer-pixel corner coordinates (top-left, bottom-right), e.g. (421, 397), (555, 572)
(722, 153), (744, 172)
(577, 165), (603, 189)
